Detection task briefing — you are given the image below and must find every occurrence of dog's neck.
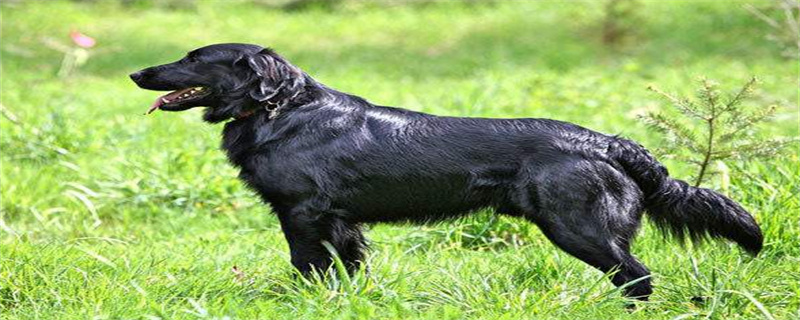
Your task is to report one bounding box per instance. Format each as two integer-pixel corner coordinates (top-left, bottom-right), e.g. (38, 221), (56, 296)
(233, 94), (302, 120)
(234, 75), (320, 121)
(234, 104), (279, 120)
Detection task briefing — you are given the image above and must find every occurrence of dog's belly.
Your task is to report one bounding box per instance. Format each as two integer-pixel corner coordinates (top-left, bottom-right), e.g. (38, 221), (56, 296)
(329, 166), (517, 223)
(335, 183), (492, 223)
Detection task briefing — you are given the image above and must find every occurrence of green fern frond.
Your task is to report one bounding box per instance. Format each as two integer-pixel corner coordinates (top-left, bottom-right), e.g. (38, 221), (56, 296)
(719, 105), (778, 143)
(647, 85), (706, 119)
(639, 112), (701, 153)
(698, 78), (721, 115)
(722, 77), (758, 113)
(716, 138), (800, 159)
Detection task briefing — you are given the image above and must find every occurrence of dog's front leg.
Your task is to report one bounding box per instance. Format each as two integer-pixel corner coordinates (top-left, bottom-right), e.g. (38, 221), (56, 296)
(276, 204), (367, 276)
(276, 206), (333, 275)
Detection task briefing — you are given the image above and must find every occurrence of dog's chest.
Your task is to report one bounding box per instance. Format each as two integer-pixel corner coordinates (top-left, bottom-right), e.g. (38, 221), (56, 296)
(233, 144), (325, 203)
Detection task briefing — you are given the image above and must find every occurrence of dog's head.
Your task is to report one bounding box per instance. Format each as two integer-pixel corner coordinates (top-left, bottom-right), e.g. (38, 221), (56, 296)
(130, 43), (306, 123)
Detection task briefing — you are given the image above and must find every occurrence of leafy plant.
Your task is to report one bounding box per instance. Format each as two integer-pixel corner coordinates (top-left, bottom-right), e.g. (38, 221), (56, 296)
(641, 77), (796, 187)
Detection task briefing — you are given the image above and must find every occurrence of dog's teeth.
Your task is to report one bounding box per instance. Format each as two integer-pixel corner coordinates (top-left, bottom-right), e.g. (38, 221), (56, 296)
(182, 94), (189, 97)
(162, 98), (169, 103)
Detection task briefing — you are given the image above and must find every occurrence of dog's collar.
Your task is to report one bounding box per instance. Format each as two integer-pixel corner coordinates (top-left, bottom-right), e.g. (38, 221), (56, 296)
(234, 86), (303, 121)
(234, 92), (298, 120)
(234, 102), (280, 120)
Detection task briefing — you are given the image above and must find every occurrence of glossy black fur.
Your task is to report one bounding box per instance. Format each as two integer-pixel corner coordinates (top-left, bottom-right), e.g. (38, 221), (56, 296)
(131, 43), (763, 300)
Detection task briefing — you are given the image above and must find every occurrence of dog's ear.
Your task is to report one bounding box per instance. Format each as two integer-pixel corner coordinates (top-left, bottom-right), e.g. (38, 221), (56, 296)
(239, 49), (305, 104)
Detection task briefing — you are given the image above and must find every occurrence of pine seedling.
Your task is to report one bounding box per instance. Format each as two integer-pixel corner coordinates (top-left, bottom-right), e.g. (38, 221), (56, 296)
(641, 77), (796, 187)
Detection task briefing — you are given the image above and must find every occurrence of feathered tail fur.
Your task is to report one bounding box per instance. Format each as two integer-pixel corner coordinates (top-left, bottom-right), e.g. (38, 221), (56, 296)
(610, 139), (763, 255)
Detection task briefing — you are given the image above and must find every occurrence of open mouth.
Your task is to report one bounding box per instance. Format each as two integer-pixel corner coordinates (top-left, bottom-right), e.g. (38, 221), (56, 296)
(146, 87), (210, 114)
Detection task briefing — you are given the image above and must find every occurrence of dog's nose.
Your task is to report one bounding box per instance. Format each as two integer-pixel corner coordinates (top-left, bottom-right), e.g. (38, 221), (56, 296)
(129, 71), (144, 82)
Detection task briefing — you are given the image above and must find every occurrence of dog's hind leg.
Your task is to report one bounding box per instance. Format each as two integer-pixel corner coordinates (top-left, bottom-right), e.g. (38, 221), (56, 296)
(534, 219), (653, 300)
(276, 203), (366, 276)
(520, 161), (652, 300)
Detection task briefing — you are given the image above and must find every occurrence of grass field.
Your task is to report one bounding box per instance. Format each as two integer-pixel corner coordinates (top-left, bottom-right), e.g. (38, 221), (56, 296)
(1, 1), (799, 319)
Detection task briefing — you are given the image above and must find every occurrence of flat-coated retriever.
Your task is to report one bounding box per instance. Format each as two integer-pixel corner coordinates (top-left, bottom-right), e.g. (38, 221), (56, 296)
(130, 43), (762, 300)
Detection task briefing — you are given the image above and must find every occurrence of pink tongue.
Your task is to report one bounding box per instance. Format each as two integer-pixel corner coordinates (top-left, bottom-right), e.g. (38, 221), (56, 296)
(146, 95), (166, 114)
(145, 88), (192, 115)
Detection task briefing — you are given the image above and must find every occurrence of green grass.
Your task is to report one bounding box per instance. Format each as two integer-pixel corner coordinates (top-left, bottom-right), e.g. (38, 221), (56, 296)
(1, 1), (798, 319)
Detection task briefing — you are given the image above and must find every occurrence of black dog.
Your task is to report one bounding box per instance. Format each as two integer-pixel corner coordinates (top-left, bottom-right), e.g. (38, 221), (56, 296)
(131, 43), (762, 300)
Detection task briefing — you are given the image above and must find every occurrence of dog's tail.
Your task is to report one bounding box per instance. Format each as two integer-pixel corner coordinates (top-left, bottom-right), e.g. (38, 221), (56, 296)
(609, 138), (763, 255)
